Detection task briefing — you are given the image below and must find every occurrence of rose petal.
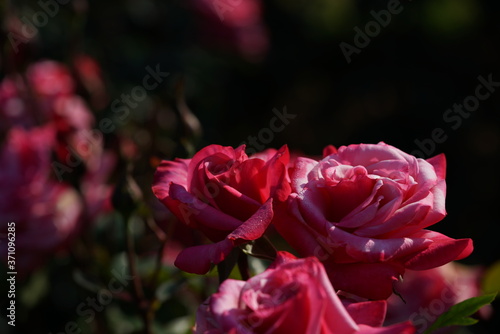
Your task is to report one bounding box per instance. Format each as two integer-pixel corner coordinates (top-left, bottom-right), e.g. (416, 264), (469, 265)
(269, 251), (298, 269)
(386, 180), (446, 237)
(273, 198), (327, 257)
(326, 225), (431, 263)
(168, 183), (242, 231)
(354, 202), (431, 237)
(187, 144), (246, 191)
(337, 179), (386, 229)
(426, 153), (446, 179)
(297, 187), (332, 231)
(259, 145), (291, 202)
(325, 174), (376, 221)
(403, 230), (473, 270)
(227, 198), (274, 243)
(227, 157), (265, 200)
(174, 239), (234, 274)
(290, 157), (318, 193)
(357, 322), (415, 334)
(251, 288), (321, 334)
(152, 159), (190, 199)
(322, 145), (338, 157)
(344, 300), (387, 327)
(205, 170), (262, 221)
(210, 279), (245, 317)
(336, 143), (416, 170)
(365, 160), (411, 179)
(325, 262), (404, 300)
(270, 257), (360, 334)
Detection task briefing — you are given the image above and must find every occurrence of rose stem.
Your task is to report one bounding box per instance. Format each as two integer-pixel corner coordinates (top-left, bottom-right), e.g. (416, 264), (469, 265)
(125, 215), (152, 334)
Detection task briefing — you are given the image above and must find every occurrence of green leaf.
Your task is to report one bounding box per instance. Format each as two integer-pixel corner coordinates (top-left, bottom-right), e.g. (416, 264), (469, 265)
(156, 279), (185, 303)
(451, 318), (478, 326)
(105, 304), (142, 334)
(424, 293), (497, 334)
(482, 260), (500, 294)
(20, 269), (49, 308)
(156, 316), (194, 334)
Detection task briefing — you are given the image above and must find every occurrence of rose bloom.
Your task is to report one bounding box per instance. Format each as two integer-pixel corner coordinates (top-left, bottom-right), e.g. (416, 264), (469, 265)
(0, 75), (37, 130)
(385, 262), (491, 333)
(274, 143), (473, 300)
(0, 60), (115, 220)
(0, 61), (94, 162)
(152, 144), (290, 274)
(189, 0), (269, 61)
(194, 251), (415, 334)
(0, 127), (83, 274)
(26, 60), (75, 98)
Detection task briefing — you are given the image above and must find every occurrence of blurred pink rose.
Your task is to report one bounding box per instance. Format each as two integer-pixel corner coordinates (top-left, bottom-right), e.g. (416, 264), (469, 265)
(72, 54), (109, 109)
(0, 60), (115, 220)
(0, 75), (36, 130)
(152, 144), (291, 274)
(0, 60), (93, 142)
(385, 262), (491, 333)
(190, 0), (269, 61)
(274, 142), (473, 300)
(27, 60), (75, 97)
(0, 127), (83, 274)
(194, 252), (415, 334)
(25, 61), (100, 168)
(81, 150), (116, 219)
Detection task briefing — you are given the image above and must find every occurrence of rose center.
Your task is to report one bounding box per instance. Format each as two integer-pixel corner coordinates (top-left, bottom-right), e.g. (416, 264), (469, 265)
(205, 157), (234, 176)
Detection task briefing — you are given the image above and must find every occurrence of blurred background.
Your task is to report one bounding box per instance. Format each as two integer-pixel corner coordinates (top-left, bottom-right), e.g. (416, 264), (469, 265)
(1, 0), (499, 333)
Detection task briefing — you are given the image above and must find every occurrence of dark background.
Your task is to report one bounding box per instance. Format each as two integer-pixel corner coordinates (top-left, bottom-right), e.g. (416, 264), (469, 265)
(1, 0), (499, 333)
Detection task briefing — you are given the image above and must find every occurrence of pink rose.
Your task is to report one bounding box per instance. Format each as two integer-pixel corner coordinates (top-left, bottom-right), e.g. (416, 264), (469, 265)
(274, 142), (473, 299)
(190, 0), (269, 61)
(194, 252), (415, 334)
(0, 61), (95, 158)
(0, 127), (83, 274)
(26, 60), (75, 97)
(0, 75), (36, 130)
(152, 144), (291, 274)
(0, 60), (115, 220)
(385, 262), (491, 333)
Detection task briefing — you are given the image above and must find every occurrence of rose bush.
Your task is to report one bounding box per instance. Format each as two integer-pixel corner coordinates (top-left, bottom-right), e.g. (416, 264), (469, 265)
(273, 142), (473, 299)
(194, 251), (415, 334)
(152, 144), (290, 274)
